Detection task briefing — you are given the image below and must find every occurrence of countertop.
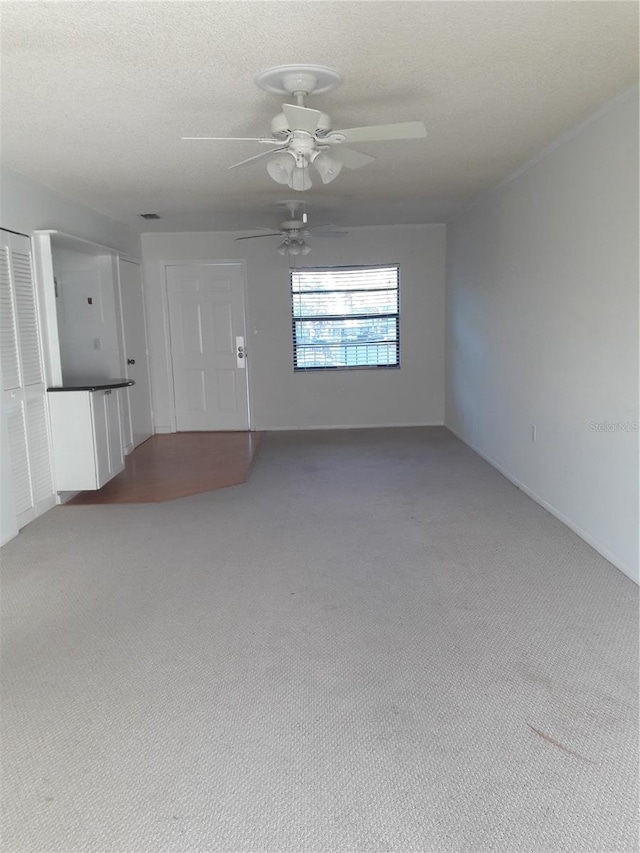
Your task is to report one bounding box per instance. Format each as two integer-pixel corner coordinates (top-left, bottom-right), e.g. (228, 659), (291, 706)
(47, 379), (135, 392)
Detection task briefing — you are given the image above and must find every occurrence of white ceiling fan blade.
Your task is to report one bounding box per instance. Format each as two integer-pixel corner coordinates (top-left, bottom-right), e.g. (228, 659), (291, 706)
(181, 136), (282, 143)
(228, 147), (287, 170)
(282, 103), (323, 134)
(309, 224), (348, 238)
(310, 230), (348, 239)
(235, 233), (283, 241)
(330, 147), (375, 170)
(332, 121), (427, 144)
(309, 222), (339, 231)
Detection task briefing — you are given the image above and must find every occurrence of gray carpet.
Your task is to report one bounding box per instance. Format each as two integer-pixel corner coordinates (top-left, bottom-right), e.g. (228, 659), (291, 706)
(1, 428), (637, 853)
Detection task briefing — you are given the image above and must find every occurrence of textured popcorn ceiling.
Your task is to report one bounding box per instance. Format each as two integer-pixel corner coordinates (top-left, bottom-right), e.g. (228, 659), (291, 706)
(1, 1), (638, 231)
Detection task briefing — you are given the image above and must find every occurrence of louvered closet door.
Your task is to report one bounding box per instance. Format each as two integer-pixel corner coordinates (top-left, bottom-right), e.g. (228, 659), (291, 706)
(0, 230), (55, 528)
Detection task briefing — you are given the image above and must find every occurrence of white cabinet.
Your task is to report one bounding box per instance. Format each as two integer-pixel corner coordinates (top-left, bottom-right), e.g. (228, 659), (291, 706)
(48, 387), (125, 491)
(32, 230), (153, 457)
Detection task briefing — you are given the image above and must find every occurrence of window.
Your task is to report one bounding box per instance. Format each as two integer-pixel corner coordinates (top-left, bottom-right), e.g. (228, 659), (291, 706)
(291, 265), (400, 371)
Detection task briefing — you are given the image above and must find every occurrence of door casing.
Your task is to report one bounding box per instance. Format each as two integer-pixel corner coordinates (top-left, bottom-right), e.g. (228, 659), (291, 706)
(118, 257), (154, 448)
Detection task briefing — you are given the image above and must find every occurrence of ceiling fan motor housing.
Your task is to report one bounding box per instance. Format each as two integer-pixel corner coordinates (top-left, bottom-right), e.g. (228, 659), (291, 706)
(280, 220), (307, 233)
(271, 111), (331, 138)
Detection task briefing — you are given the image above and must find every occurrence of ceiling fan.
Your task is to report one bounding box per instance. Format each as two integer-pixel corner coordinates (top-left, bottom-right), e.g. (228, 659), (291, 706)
(182, 64), (427, 190)
(236, 201), (347, 256)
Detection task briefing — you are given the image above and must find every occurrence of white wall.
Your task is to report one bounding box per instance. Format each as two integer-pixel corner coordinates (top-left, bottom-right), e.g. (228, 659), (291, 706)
(446, 89), (639, 583)
(53, 248), (123, 382)
(142, 225), (446, 431)
(0, 168), (140, 257)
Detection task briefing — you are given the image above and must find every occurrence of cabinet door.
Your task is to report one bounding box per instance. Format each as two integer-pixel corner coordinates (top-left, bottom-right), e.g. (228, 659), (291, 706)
(91, 389), (124, 487)
(49, 392), (98, 491)
(91, 391), (111, 488)
(105, 389), (124, 477)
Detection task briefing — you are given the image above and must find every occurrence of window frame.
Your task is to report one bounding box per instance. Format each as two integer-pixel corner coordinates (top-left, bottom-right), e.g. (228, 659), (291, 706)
(290, 264), (401, 372)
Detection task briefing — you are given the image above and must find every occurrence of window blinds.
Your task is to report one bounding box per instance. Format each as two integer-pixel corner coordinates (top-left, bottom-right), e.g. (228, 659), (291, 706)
(291, 265), (400, 370)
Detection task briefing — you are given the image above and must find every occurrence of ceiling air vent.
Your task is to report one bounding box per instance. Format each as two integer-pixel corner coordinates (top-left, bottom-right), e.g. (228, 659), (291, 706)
(139, 213), (161, 220)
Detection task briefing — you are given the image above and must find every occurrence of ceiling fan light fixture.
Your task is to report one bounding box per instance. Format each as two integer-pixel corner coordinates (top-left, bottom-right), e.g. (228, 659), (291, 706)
(277, 237), (311, 257)
(312, 151), (343, 184)
(267, 152), (295, 184)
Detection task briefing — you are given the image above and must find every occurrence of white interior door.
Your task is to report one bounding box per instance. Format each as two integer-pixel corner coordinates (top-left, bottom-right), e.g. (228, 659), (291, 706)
(166, 262), (249, 431)
(118, 258), (153, 447)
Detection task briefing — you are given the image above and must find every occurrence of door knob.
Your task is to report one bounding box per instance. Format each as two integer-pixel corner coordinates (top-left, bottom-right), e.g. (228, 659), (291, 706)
(127, 358), (136, 365)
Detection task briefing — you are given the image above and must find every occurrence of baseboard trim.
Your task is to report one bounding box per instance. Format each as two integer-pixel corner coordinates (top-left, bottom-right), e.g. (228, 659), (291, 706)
(1, 529), (18, 547)
(445, 424), (637, 585)
(261, 422), (445, 431)
(152, 423), (445, 433)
